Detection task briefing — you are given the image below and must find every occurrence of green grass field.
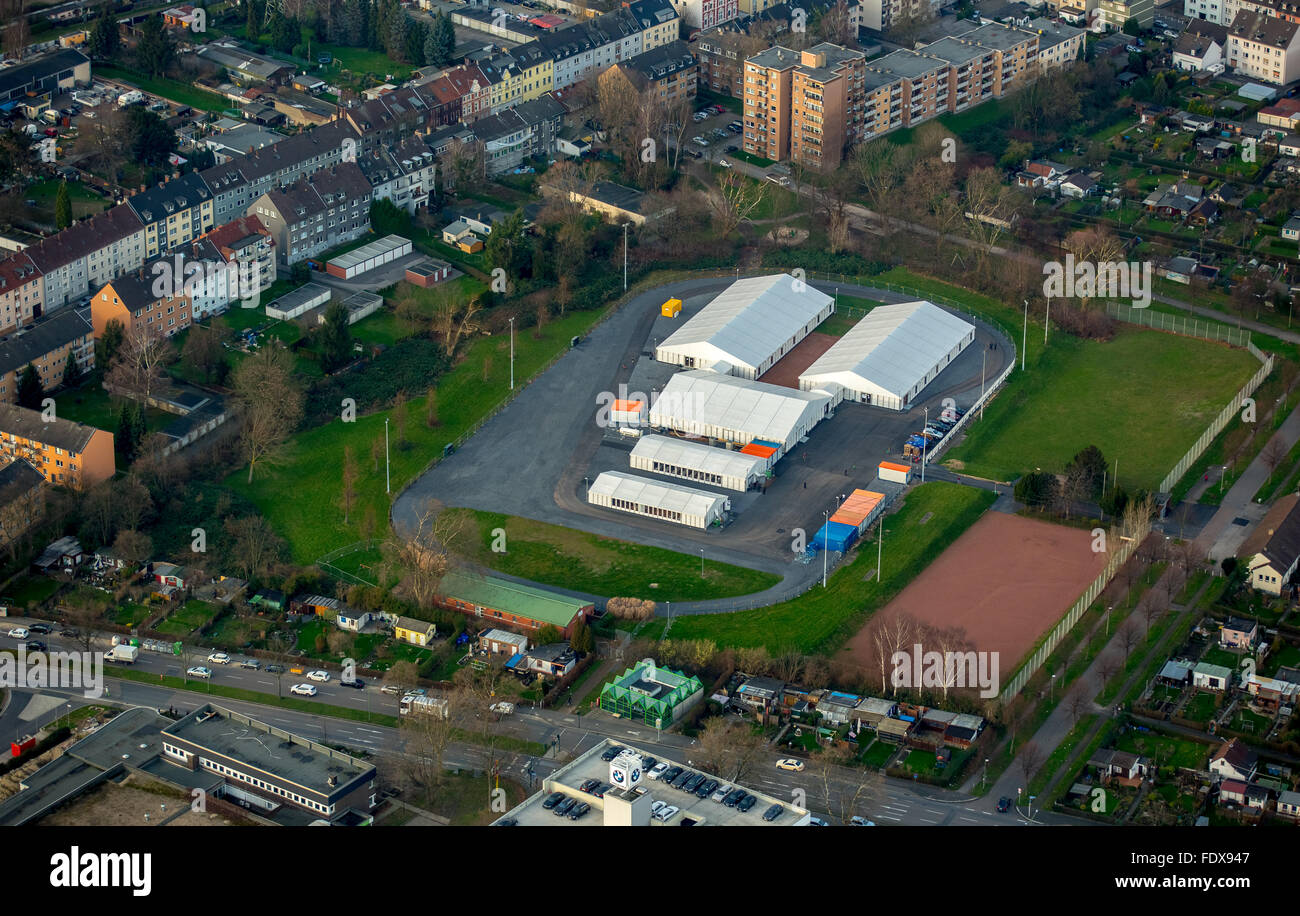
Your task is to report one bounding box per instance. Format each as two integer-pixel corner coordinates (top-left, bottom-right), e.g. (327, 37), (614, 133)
(227, 306), (614, 564)
(638, 481), (996, 653)
(95, 65), (233, 114)
(443, 509), (781, 602)
(942, 327), (1259, 490)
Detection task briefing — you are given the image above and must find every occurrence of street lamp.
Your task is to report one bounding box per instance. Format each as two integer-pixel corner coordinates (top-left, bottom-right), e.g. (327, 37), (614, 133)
(508, 316), (515, 390)
(1022, 299), (1028, 372)
(822, 509), (829, 588)
(921, 405), (929, 482)
(982, 757), (990, 791)
(384, 418), (390, 494)
(1050, 673), (1057, 702)
(699, 547), (704, 578)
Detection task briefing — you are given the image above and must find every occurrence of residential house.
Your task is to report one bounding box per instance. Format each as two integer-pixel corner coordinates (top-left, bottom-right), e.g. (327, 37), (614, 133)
(736, 675), (785, 718)
(1173, 23), (1227, 71)
(1227, 10), (1300, 85)
(0, 308), (94, 403)
(1143, 181), (1205, 219)
(1283, 211), (1300, 241)
(0, 403), (114, 489)
(90, 268), (192, 341)
(1090, 748), (1154, 786)
(1017, 159), (1069, 190)
(1239, 492), (1300, 594)
(524, 643), (578, 678)
(1243, 671), (1300, 712)
(1277, 789), (1300, 819)
(33, 534), (83, 573)
(1220, 616), (1259, 649)
(1209, 738), (1259, 782)
(1193, 661), (1233, 691)
(393, 616), (436, 646)
(1059, 172), (1100, 198)
(0, 459), (44, 552)
(151, 561), (192, 588)
(335, 608), (381, 632)
(356, 134), (438, 216)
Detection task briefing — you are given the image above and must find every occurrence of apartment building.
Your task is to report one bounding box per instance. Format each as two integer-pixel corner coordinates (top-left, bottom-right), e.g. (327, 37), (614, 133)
(342, 85), (458, 154)
(192, 215), (278, 318)
(357, 133), (438, 214)
(200, 120), (362, 226)
(124, 172), (216, 261)
(0, 459), (45, 552)
(26, 203), (148, 313)
(250, 161), (373, 265)
(1026, 17), (1086, 71)
(602, 40), (699, 107)
(1183, 0), (1295, 26)
(1228, 8), (1300, 82)
(0, 403), (115, 490)
(695, 22), (751, 96)
(91, 268), (192, 340)
(669, 0), (740, 29)
(920, 37), (998, 113)
(436, 64), (492, 121)
(1097, 0), (1155, 28)
(0, 308), (94, 403)
(789, 45), (867, 170)
(471, 94), (567, 175)
(948, 23), (1039, 96)
(860, 0), (945, 31)
(868, 50), (951, 128)
(743, 45), (798, 161)
(0, 252), (43, 334)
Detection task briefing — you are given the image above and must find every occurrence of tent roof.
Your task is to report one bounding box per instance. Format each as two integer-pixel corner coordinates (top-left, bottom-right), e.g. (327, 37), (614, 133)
(631, 434), (767, 480)
(655, 273), (832, 372)
(590, 470), (728, 519)
(650, 370), (830, 444)
(799, 301), (974, 400)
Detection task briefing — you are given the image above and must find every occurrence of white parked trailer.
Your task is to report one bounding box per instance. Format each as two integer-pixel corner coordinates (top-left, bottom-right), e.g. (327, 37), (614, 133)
(798, 301), (976, 411)
(587, 471), (730, 529)
(654, 274), (834, 379)
(630, 434), (767, 492)
(648, 370), (832, 458)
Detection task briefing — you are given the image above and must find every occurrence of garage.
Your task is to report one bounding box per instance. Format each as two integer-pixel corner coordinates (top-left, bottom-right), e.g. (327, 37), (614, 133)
(654, 273), (835, 379)
(798, 301), (975, 411)
(629, 434), (768, 492)
(587, 470), (730, 529)
(648, 370), (832, 459)
(325, 234), (412, 279)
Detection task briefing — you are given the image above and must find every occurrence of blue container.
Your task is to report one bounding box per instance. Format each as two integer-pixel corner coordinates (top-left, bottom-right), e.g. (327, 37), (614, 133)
(812, 521), (858, 553)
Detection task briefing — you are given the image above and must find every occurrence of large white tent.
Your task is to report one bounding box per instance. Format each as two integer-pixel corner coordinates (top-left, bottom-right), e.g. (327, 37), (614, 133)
(630, 434), (768, 492)
(587, 471), (730, 529)
(798, 301), (975, 411)
(654, 274), (835, 379)
(649, 370), (832, 457)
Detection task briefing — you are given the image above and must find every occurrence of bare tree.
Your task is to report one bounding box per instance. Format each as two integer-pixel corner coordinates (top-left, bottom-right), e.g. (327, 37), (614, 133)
(1016, 740), (1046, 788)
(387, 499), (465, 610)
(1095, 652), (1122, 688)
(708, 170), (768, 237)
(105, 323), (173, 401)
(814, 741), (881, 824)
(340, 444), (359, 524)
(1065, 687), (1091, 726)
(1262, 436), (1288, 485)
(696, 716), (766, 784)
(231, 346), (304, 483)
(1117, 619), (1143, 663)
(869, 611), (920, 694)
(224, 515), (287, 581)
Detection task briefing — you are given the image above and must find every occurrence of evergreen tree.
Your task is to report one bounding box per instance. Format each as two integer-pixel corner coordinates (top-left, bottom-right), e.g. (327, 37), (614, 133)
(345, 0), (364, 46)
(434, 12), (455, 65)
(319, 301), (353, 372)
(96, 319), (125, 372)
(405, 18), (426, 67)
(115, 402), (146, 462)
(246, 0), (262, 40)
(423, 18), (439, 67)
(89, 3), (120, 60)
(135, 17), (175, 78)
(62, 350), (79, 388)
(367, 0), (383, 51)
(54, 180), (71, 230)
(16, 364), (42, 410)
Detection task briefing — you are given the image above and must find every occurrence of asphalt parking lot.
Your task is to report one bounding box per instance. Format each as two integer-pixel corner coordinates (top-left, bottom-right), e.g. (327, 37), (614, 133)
(394, 277), (1013, 581)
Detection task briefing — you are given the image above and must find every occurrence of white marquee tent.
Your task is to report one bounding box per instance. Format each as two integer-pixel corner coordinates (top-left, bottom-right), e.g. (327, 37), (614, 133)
(630, 434), (768, 492)
(587, 471), (730, 529)
(649, 370), (832, 456)
(798, 301), (975, 411)
(654, 274), (834, 379)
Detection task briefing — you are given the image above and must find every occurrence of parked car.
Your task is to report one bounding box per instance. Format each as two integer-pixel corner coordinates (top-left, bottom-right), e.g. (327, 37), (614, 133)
(662, 766), (683, 784)
(651, 800), (667, 816)
(542, 791), (565, 809)
(850, 816), (876, 826)
(682, 773), (705, 793)
(671, 770), (694, 789)
(207, 652), (230, 664)
(601, 745), (623, 762)
(568, 801), (591, 820)
(290, 683), (317, 697)
(776, 758), (805, 772)
(187, 666), (212, 679)
(554, 796), (577, 817)
(381, 684), (402, 695)
(341, 678), (366, 689)
(239, 659), (261, 669)
(6, 627), (28, 639)
(737, 794), (758, 812)
(687, 149), (703, 159)
(997, 796), (1012, 813)
(718, 159), (732, 168)
(648, 762), (670, 780)
(405, 688), (427, 696)
(265, 664), (285, 674)
(762, 803), (784, 822)
(726, 144), (739, 152)
(28, 624), (51, 635)
(653, 804), (679, 822)
(579, 778), (600, 793)
(23, 639), (46, 653)
(723, 789), (746, 807)
(641, 756), (657, 771)
(808, 816), (829, 826)
(590, 783), (609, 798)
(306, 670), (331, 682)
(691, 136), (710, 147)
(711, 783), (733, 802)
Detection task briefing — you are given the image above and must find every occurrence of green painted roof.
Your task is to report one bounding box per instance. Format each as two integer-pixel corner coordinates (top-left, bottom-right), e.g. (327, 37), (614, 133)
(437, 569), (592, 628)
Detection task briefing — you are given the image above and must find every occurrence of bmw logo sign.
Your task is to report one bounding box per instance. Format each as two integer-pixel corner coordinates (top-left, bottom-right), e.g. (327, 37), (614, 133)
(632, 769), (640, 781)
(613, 770), (625, 783)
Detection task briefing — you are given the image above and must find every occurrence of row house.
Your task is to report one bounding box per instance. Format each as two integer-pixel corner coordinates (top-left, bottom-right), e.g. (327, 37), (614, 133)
(124, 172), (215, 261)
(0, 308), (94, 403)
(357, 134), (439, 215)
(90, 267), (192, 341)
(471, 94), (567, 175)
(435, 65), (491, 122)
(694, 22), (750, 97)
(600, 41), (699, 110)
(343, 84), (458, 154)
(250, 161), (373, 266)
(0, 402), (115, 490)
(1185, 0), (1300, 27)
(669, 0), (741, 29)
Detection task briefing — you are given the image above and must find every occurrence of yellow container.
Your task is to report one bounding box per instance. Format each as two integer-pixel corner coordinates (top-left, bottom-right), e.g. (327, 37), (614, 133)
(661, 298), (682, 318)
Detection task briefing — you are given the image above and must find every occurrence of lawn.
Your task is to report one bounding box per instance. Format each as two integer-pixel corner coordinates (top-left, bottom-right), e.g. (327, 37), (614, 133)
(23, 178), (109, 222)
(442, 509), (780, 602)
(55, 384), (173, 434)
(860, 739), (895, 768)
(113, 603), (153, 628)
(227, 304), (620, 564)
(1182, 691), (1220, 724)
(153, 599), (218, 636)
(941, 326), (1259, 490)
(1113, 730), (1210, 773)
(638, 481), (996, 653)
(4, 576), (62, 607)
